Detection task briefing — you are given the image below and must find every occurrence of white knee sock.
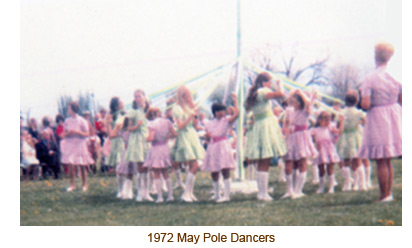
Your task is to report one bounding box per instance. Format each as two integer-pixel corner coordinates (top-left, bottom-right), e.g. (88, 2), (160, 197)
(181, 172), (195, 202)
(292, 169), (297, 188)
(212, 181), (220, 200)
(317, 176), (325, 193)
(286, 174), (294, 197)
(328, 174), (335, 193)
(365, 166), (373, 188)
(154, 178), (163, 202)
(257, 171), (272, 201)
(223, 178), (231, 200)
(117, 175), (124, 198)
(357, 167), (367, 191)
(342, 167), (352, 191)
(352, 168), (359, 190)
(122, 179), (133, 199)
(165, 178), (173, 200)
(142, 172), (153, 201)
(256, 171), (263, 199)
(312, 166), (319, 184)
(135, 172), (141, 192)
(295, 171), (307, 196)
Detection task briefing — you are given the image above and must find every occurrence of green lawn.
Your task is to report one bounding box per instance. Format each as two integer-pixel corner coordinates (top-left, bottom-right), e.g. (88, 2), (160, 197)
(20, 159), (402, 226)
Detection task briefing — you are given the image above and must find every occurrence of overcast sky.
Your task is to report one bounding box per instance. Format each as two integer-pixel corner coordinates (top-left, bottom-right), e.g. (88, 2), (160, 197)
(20, 0), (402, 120)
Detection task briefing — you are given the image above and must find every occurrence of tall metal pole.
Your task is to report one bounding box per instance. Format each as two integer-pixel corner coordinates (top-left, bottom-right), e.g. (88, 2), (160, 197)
(236, 0), (245, 180)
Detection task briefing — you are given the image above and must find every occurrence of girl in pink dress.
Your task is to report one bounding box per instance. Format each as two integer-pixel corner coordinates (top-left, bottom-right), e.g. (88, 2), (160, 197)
(144, 108), (177, 203)
(311, 111), (343, 194)
(282, 89), (318, 199)
(203, 94), (239, 202)
(61, 101), (94, 192)
(358, 42), (402, 202)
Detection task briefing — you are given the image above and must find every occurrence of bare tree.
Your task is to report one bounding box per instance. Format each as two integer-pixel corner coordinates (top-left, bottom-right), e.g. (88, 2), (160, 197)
(245, 43), (330, 87)
(327, 63), (363, 100)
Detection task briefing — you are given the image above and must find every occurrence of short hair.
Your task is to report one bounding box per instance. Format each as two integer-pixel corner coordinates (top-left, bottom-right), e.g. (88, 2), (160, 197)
(146, 107), (161, 121)
(375, 42), (394, 64)
(211, 103), (227, 117)
(42, 116), (51, 128)
(344, 90), (359, 107)
(315, 111), (331, 127)
(55, 114), (64, 123)
(69, 101), (80, 114)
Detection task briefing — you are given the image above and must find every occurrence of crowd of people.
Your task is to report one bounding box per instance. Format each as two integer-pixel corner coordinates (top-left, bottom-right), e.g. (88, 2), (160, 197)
(20, 42), (401, 204)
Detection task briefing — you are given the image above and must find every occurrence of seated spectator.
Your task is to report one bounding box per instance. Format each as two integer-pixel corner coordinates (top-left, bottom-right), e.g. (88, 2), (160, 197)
(35, 130), (60, 179)
(21, 130), (40, 181)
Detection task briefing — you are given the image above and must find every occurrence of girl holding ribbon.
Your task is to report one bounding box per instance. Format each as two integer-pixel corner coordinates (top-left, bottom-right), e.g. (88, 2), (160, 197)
(244, 72), (286, 201)
(202, 94), (239, 202)
(171, 85), (205, 203)
(282, 89), (318, 199)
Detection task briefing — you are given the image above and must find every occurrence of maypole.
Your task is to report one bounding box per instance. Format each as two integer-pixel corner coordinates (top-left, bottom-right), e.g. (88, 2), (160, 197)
(235, 0), (245, 180)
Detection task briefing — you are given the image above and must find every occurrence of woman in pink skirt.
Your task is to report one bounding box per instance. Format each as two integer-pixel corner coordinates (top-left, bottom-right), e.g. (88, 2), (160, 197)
(144, 107), (177, 203)
(61, 101), (94, 192)
(203, 94), (239, 203)
(358, 42), (402, 202)
(311, 111), (343, 194)
(282, 89), (318, 199)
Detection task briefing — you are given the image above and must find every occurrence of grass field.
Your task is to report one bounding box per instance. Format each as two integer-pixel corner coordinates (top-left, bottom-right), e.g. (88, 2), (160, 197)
(20, 159), (402, 226)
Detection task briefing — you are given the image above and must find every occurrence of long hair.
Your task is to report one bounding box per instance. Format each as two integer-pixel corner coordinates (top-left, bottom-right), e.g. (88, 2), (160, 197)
(292, 93), (305, 110)
(176, 85), (195, 112)
(109, 97), (121, 122)
(245, 72), (271, 111)
(133, 89), (150, 113)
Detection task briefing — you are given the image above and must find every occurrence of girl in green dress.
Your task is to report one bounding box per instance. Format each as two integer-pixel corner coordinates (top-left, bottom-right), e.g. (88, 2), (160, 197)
(336, 90), (367, 191)
(106, 97), (127, 198)
(245, 72), (286, 201)
(125, 89), (152, 202)
(172, 85), (205, 202)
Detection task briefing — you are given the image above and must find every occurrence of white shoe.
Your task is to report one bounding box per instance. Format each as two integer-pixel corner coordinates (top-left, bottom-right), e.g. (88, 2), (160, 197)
(328, 187), (335, 194)
(257, 193), (273, 201)
(216, 196), (230, 203)
(145, 194), (154, 202)
(66, 186), (76, 192)
(135, 193), (144, 202)
(316, 187), (324, 194)
(378, 195), (393, 202)
(294, 192), (305, 198)
(281, 192), (294, 199)
(190, 193), (198, 202)
(181, 193), (193, 203)
(262, 194), (273, 201)
(156, 198), (164, 203)
(116, 192), (123, 198)
(166, 196), (174, 202)
(210, 194), (220, 201)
